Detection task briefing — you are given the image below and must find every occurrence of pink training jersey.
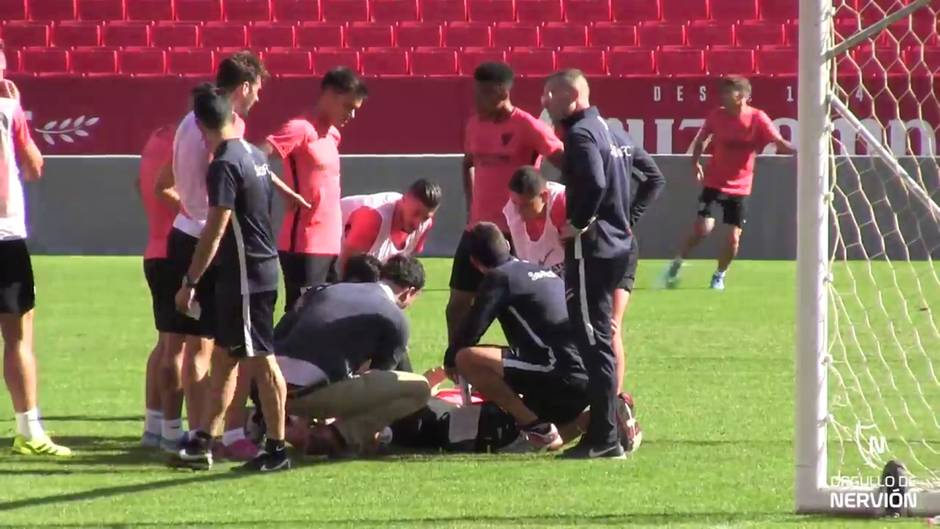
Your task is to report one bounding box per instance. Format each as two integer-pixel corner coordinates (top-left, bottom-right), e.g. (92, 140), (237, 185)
(0, 98), (35, 241)
(266, 118), (343, 256)
(701, 105), (783, 196)
(139, 125), (176, 260)
(464, 108), (563, 233)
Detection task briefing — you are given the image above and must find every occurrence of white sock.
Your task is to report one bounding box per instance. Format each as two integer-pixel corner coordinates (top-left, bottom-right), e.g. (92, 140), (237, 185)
(715, 270), (726, 278)
(145, 409), (163, 435)
(162, 418), (183, 442)
(222, 428), (246, 447)
(15, 408), (45, 441)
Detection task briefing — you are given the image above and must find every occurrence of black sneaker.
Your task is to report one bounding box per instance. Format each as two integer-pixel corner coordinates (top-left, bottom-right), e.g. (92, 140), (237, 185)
(240, 449), (291, 472)
(168, 433), (212, 470)
(557, 442), (626, 460)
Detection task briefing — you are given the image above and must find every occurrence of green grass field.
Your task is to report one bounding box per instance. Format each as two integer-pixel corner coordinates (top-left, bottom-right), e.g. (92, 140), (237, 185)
(0, 257), (929, 528)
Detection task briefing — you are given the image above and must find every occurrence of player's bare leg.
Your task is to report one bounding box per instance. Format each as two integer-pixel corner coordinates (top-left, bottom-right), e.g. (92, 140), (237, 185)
(445, 289), (475, 344)
(160, 332), (186, 451)
(219, 363), (258, 461)
(3, 311), (70, 456)
(611, 288), (630, 394)
(663, 216), (715, 288)
(182, 336), (212, 432)
(455, 346), (562, 451)
(142, 337), (165, 447)
(712, 225), (742, 291)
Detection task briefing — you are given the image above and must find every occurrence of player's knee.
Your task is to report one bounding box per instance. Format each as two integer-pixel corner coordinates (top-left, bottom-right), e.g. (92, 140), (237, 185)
(728, 229), (742, 249)
(694, 219), (713, 238)
(454, 347), (476, 373)
(402, 377), (431, 408)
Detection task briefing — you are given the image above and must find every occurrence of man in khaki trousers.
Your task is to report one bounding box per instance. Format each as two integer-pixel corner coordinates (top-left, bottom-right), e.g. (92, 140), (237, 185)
(275, 255), (430, 456)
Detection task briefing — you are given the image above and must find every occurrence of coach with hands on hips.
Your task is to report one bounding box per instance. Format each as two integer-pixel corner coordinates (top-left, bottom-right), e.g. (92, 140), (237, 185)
(543, 69), (656, 459)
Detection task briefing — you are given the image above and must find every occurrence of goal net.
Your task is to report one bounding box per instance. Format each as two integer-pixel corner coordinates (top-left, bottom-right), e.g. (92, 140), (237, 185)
(796, 0), (940, 516)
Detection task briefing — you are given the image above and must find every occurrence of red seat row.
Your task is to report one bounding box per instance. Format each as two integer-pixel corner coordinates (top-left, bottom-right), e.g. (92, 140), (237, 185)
(0, 0), (803, 24)
(0, 20), (813, 49)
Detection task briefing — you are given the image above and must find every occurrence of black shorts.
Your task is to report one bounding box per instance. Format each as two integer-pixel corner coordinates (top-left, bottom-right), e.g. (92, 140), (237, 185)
(214, 288), (277, 358)
(163, 228), (217, 337)
(697, 187), (748, 227)
(143, 258), (177, 331)
(501, 347), (589, 425)
(279, 251), (338, 311)
(617, 237), (639, 292)
(0, 239), (35, 315)
(449, 229), (513, 292)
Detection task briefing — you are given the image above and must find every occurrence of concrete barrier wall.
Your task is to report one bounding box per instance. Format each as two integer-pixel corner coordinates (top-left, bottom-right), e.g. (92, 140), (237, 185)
(24, 155), (939, 260)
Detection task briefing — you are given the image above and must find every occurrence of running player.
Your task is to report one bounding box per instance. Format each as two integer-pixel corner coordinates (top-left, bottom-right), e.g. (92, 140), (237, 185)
(172, 87), (290, 472)
(0, 69), (70, 456)
(446, 62), (564, 344)
(263, 67), (368, 311)
(662, 76), (794, 290)
(339, 178), (441, 273)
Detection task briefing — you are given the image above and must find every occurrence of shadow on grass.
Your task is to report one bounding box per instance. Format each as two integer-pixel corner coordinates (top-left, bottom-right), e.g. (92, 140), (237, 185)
(41, 415), (144, 423)
(0, 436), (180, 468)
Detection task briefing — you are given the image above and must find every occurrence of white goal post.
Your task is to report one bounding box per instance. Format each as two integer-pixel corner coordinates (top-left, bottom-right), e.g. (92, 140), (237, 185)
(796, 0), (940, 516)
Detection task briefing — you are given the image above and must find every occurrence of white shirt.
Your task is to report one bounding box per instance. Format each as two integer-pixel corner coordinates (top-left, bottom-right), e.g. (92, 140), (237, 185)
(340, 192), (433, 262)
(0, 98), (27, 241)
(171, 111), (212, 237)
(502, 181), (565, 272)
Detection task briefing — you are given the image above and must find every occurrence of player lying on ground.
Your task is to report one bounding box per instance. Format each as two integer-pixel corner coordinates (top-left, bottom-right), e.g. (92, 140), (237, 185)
(171, 86), (290, 472)
(339, 178), (441, 274)
(0, 64), (70, 456)
(277, 256), (430, 458)
(262, 67), (368, 311)
(662, 76), (795, 290)
(443, 223), (593, 452)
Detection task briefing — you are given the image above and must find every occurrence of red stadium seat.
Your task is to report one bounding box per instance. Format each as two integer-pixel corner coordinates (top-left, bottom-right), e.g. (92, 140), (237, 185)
(103, 22), (151, 47)
(77, 0), (124, 20)
(152, 22), (198, 47)
(272, 0), (319, 21)
(28, 0), (76, 21)
(555, 47), (605, 74)
(22, 47), (69, 74)
(0, 0), (27, 21)
(611, 0), (658, 22)
(224, 0), (272, 21)
(515, 0), (561, 22)
(443, 22), (490, 47)
(321, 0), (368, 21)
(589, 22), (636, 46)
(119, 47), (165, 74)
(176, 0), (223, 21)
(459, 46), (504, 73)
(706, 46), (753, 75)
(755, 45), (795, 75)
(888, 16), (939, 47)
(660, 0), (705, 21)
(249, 22), (295, 47)
(1, 22), (50, 48)
(296, 21), (343, 46)
(758, 0), (795, 22)
(710, 0), (755, 21)
(126, 0), (173, 20)
(637, 21), (684, 46)
(396, 21), (441, 47)
(312, 47), (359, 73)
(467, 0), (513, 22)
(167, 48), (213, 75)
(71, 47), (117, 74)
(52, 21), (101, 47)
(852, 45), (907, 76)
(785, 21), (797, 45)
(372, 0), (418, 21)
(506, 47), (554, 76)
(411, 46), (457, 74)
(686, 20), (732, 47)
(2, 49), (21, 73)
(263, 47), (312, 75)
(541, 22), (587, 47)
(906, 47), (940, 76)
(201, 21), (247, 47)
(657, 46), (703, 75)
(735, 20), (784, 47)
(607, 46), (654, 75)
(419, 0), (465, 22)
(492, 22), (538, 47)
(347, 22), (393, 47)
(564, 0), (611, 23)
(360, 47), (408, 75)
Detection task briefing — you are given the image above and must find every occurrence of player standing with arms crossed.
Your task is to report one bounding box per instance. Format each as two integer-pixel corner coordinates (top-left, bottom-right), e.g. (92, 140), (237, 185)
(445, 62), (564, 343)
(662, 76), (794, 290)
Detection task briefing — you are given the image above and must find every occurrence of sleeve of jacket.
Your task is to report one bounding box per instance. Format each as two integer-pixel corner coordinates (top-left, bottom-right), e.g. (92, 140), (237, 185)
(564, 128), (607, 230)
(443, 271), (508, 368)
(628, 144), (666, 227)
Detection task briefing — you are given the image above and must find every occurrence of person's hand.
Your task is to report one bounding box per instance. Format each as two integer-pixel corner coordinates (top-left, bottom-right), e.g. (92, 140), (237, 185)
(175, 284), (195, 315)
(287, 190), (312, 210)
(560, 221), (586, 241)
(0, 80), (20, 101)
(693, 162), (704, 183)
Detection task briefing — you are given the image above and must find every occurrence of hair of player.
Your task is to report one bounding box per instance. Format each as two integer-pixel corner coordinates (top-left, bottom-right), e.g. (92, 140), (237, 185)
(321, 67), (369, 99)
(720, 76), (752, 97)
(215, 51), (268, 94)
(508, 166), (547, 198)
(192, 83), (232, 131)
(381, 254), (426, 291)
(343, 254), (383, 283)
(546, 68), (586, 87)
(474, 62), (514, 88)
(407, 179), (442, 209)
(468, 222), (511, 268)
